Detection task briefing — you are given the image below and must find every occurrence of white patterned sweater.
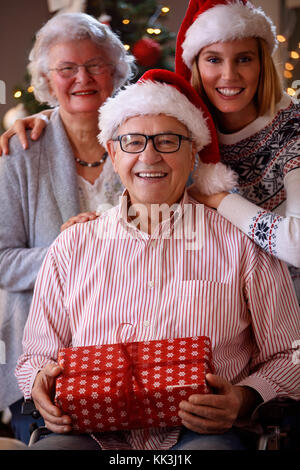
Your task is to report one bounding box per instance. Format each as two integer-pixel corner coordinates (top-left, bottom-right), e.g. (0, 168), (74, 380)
(217, 94), (300, 302)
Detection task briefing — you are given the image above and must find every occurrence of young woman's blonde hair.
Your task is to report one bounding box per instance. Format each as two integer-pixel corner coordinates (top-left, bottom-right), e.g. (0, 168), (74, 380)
(191, 38), (282, 119)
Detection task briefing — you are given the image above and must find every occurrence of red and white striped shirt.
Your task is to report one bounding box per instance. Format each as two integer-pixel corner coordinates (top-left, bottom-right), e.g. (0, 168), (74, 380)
(16, 191), (300, 450)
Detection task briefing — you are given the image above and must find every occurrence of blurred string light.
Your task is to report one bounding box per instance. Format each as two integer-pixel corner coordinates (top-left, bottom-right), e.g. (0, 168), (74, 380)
(276, 32), (300, 95)
(14, 90), (22, 98)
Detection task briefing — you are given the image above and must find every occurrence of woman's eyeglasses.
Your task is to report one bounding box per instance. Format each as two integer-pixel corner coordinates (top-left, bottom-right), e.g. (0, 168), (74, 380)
(49, 60), (112, 78)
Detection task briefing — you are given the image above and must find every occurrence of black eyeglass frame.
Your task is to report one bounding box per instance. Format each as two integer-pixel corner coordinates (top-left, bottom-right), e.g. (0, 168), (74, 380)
(112, 133), (193, 154)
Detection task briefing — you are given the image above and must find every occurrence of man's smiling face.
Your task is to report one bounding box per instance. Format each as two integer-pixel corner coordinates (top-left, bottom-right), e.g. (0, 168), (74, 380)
(107, 114), (196, 208)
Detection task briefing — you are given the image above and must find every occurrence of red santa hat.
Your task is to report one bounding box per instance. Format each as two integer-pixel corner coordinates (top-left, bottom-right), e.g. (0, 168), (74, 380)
(176, 0), (278, 81)
(99, 69), (237, 195)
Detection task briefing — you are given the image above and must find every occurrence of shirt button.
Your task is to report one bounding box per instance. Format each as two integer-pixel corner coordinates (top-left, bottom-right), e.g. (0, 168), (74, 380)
(144, 320), (150, 328)
(148, 280), (154, 288)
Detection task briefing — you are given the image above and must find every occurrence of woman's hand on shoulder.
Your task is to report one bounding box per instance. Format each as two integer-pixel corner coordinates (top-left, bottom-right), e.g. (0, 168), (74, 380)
(188, 184), (229, 209)
(0, 109), (53, 156)
(61, 211), (100, 232)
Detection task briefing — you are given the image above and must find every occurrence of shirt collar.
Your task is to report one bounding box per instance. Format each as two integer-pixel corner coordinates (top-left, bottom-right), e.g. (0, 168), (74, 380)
(117, 189), (189, 240)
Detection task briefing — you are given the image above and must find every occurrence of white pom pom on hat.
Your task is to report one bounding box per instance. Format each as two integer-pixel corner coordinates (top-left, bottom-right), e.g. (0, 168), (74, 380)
(98, 68), (237, 195)
(176, 0), (278, 82)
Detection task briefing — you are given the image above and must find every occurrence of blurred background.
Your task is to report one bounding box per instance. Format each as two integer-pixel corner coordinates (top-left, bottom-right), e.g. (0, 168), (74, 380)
(0, 0), (299, 131)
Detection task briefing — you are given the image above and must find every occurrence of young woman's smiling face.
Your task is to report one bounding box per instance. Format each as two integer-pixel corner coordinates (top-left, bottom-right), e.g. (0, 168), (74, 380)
(197, 38), (260, 131)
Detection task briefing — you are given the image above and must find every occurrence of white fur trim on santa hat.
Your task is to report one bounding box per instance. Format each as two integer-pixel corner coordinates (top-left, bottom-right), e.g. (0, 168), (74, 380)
(193, 161), (238, 195)
(182, 1), (278, 70)
(98, 80), (211, 152)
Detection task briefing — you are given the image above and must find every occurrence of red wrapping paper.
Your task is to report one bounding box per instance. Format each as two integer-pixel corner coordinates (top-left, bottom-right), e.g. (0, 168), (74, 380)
(55, 336), (213, 433)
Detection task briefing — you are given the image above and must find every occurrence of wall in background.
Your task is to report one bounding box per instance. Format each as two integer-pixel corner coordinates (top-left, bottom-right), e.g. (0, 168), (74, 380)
(0, 1), (298, 127)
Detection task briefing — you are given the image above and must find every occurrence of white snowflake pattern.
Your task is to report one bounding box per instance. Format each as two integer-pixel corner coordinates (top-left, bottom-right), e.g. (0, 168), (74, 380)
(106, 355), (113, 360)
(80, 399), (87, 405)
(92, 375), (99, 381)
(70, 362), (76, 368)
(141, 370), (149, 376)
(91, 392), (99, 399)
(153, 382), (161, 388)
(79, 388), (86, 394)
(168, 396), (175, 402)
(171, 416), (179, 422)
(66, 394), (74, 401)
(70, 354), (77, 359)
(83, 420), (91, 426)
(108, 417), (115, 423)
(166, 368), (174, 373)
(179, 356), (186, 360)
(80, 380), (87, 385)
(191, 375), (198, 380)
(91, 383), (98, 389)
(81, 364), (88, 369)
(179, 364), (186, 368)
(156, 402), (163, 408)
(169, 406), (176, 412)
(179, 372), (185, 377)
(93, 403), (100, 409)
(158, 412), (165, 418)
(95, 413), (102, 419)
(167, 345), (174, 350)
(142, 355), (150, 360)
(154, 392), (162, 398)
(83, 349), (90, 354)
(68, 378), (75, 383)
(104, 386), (111, 392)
(67, 385), (73, 391)
(179, 340), (187, 345)
(167, 353), (174, 358)
(166, 376), (173, 382)
(82, 409), (89, 416)
(179, 390), (187, 396)
(179, 348), (186, 353)
(106, 407), (114, 413)
(82, 356), (89, 362)
(94, 360), (100, 365)
(155, 349), (162, 355)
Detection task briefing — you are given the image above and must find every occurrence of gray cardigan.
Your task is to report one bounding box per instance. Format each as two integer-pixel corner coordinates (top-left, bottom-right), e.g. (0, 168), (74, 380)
(0, 109), (81, 409)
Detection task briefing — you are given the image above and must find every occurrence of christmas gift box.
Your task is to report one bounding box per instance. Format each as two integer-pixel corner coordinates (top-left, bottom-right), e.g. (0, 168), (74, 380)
(55, 336), (213, 433)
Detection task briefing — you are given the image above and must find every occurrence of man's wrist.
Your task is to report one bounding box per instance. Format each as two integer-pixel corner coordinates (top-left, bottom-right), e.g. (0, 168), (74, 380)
(235, 385), (263, 419)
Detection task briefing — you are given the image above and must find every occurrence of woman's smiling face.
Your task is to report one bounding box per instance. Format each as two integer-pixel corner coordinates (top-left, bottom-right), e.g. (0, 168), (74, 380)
(47, 38), (114, 117)
(197, 38), (260, 129)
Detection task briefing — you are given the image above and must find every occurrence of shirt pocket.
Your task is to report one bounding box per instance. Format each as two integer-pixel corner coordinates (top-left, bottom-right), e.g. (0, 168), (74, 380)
(163, 280), (243, 342)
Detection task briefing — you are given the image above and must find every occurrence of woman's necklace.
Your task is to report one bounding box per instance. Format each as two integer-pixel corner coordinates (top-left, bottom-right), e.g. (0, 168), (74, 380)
(74, 152), (108, 168)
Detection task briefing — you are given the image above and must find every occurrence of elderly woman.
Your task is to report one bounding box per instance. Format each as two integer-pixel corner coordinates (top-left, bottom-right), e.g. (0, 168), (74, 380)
(0, 12), (134, 443)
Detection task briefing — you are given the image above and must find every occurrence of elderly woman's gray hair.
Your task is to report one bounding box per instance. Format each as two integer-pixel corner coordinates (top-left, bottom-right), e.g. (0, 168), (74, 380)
(28, 12), (135, 106)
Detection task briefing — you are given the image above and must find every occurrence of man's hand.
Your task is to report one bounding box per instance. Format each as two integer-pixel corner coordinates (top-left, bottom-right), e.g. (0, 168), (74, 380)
(31, 363), (72, 434)
(178, 373), (261, 434)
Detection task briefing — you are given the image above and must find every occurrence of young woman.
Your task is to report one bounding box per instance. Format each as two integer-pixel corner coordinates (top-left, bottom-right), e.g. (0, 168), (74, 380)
(175, 0), (300, 301)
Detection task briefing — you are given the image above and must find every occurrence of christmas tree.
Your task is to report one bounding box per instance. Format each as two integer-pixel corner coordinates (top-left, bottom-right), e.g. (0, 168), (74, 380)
(11, 0), (175, 118)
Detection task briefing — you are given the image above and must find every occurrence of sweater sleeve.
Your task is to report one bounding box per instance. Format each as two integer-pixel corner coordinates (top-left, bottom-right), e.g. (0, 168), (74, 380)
(0, 152), (49, 292)
(217, 168), (300, 267)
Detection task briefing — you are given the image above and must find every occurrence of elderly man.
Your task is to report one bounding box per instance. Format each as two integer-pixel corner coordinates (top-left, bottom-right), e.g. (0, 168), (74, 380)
(15, 70), (299, 451)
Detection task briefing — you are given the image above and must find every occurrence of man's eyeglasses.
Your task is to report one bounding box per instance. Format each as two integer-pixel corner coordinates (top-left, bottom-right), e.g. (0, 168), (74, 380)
(113, 133), (193, 154)
(49, 60), (112, 78)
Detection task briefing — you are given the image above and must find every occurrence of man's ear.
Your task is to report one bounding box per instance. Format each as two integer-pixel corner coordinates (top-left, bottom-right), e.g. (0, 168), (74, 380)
(107, 140), (118, 173)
